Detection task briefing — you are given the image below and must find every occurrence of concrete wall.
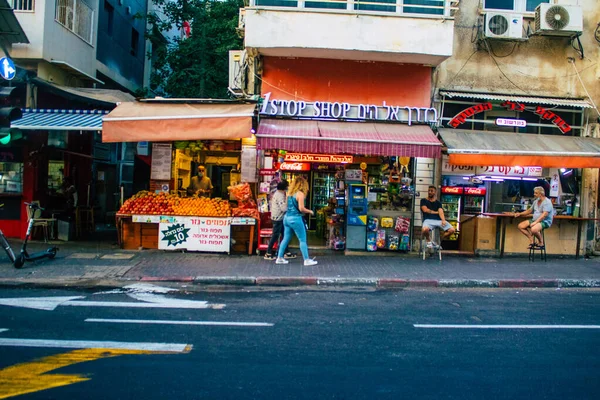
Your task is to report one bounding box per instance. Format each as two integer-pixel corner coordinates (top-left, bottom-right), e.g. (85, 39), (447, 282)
(244, 9), (455, 66)
(435, 0), (600, 101)
(11, 0), (46, 59)
(96, 0), (148, 91)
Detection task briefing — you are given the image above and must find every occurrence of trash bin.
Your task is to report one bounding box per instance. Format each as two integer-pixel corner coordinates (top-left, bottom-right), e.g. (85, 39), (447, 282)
(57, 218), (74, 241)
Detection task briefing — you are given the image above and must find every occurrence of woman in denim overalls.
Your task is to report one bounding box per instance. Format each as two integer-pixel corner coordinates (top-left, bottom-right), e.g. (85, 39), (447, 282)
(275, 176), (317, 266)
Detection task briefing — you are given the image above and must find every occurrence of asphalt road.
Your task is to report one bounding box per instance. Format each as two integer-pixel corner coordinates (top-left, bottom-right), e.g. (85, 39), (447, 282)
(0, 286), (599, 399)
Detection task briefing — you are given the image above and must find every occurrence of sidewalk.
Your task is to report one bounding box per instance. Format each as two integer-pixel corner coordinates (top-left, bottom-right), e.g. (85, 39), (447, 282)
(1, 239), (599, 289)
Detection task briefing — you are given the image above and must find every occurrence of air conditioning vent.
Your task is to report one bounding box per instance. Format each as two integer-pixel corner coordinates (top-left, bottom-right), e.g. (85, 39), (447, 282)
(534, 4), (583, 36)
(484, 13), (523, 40)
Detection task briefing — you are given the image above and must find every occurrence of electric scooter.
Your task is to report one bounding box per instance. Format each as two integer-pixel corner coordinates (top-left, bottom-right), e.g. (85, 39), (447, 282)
(0, 202), (58, 268)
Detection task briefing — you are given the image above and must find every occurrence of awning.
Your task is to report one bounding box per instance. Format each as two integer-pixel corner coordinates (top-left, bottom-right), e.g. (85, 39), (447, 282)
(256, 119), (441, 158)
(11, 109), (107, 131)
(0, 0), (29, 46)
(32, 78), (135, 107)
(439, 90), (592, 108)
(439, 128), (600, 168)
(102, 101), (256, 143)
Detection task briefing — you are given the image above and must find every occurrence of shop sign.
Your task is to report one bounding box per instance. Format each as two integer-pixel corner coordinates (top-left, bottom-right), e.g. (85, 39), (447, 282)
(259, 169), (276, 176)
(260, 92), (437, 125)
(442, 156), (542, 177)
(464, 187), (486, 195)
(442, 186), (464, 194)
(285, 153), (353, 164)
(496, 118), (526, 127)
(158, 216), (231, 252)
(280, 162), (311, 171)
(448, 103), (492, 128)
(448, 100), (572, 134)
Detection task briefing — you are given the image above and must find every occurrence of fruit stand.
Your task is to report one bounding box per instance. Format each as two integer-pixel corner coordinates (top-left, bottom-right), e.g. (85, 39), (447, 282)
(116, 190), (257, 254)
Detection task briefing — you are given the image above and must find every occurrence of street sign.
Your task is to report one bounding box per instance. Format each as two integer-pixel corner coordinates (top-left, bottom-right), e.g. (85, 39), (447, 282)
(0, 57), (16, 81)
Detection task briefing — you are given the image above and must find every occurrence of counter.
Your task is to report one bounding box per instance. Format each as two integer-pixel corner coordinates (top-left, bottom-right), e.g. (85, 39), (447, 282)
(480, 213), (591, 258)
(116, 214), (256, 255)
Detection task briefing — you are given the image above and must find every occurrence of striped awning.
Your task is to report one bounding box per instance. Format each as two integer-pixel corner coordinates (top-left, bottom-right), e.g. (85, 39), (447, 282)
(439, 90), (592, 108)
(256, 119), (441, 158)
(11, 109), (107, 131)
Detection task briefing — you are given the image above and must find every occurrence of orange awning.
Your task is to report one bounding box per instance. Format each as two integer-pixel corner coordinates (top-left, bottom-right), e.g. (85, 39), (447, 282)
(102, 101), (256, 143)
(439, 128), (600, 168)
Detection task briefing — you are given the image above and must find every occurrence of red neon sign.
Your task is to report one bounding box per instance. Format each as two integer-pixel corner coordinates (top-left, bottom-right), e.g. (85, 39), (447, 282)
(448, 103), (492, 128)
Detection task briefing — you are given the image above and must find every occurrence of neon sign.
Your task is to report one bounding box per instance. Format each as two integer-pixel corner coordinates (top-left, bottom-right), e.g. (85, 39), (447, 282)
(285, 153), (354, 164)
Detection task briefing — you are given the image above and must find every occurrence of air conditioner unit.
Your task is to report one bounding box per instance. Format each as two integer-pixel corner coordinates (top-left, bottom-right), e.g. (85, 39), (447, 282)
(229, 50), (245, 92)
(534, 4), (583, 36)
(484, 13), (523, 40)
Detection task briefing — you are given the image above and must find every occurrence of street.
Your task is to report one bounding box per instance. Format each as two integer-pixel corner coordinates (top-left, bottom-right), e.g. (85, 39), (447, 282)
(0, 285), (599, 399)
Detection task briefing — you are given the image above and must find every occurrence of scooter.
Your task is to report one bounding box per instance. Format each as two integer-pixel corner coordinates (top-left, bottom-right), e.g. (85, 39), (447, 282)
(0, 202), (58, 268)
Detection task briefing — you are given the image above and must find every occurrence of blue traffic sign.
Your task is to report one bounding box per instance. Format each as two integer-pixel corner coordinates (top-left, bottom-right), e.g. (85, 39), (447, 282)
(0, 57), (16, 81)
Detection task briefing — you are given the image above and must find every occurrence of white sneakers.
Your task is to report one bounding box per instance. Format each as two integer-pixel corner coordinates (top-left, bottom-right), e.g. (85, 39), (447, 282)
(275, 257), (318, 266)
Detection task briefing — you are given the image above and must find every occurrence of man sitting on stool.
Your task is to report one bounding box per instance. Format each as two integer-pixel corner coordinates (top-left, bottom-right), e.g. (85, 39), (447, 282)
(421, 185), (455, 248)
(514, 186), (553, 249)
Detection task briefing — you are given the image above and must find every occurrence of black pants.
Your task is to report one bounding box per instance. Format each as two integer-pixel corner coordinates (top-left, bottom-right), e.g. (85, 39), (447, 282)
(267, 219), (288, 255)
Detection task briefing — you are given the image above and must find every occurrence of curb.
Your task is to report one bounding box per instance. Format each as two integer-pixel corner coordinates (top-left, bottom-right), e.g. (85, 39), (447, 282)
(2, 277), (600, 289)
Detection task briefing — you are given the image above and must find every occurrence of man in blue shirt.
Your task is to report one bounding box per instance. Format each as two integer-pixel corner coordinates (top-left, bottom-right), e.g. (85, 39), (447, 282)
(514, 186), (554, 249)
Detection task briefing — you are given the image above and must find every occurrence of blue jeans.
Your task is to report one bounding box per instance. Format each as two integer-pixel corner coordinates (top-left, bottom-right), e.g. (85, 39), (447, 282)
(278, 215), (309, 260)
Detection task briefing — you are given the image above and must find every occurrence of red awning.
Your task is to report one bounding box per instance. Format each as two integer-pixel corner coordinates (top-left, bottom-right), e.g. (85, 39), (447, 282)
(256, 119), (441, 158)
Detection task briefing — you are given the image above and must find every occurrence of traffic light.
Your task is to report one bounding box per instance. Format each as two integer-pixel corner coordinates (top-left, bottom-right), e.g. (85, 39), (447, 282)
(0, 107), (22, 145)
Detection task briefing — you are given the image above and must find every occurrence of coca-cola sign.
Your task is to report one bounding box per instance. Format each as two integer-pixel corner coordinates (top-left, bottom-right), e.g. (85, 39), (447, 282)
(441, 186), (464, 194)
(464, 187), (486, 195)
(280, 162), (311, 171)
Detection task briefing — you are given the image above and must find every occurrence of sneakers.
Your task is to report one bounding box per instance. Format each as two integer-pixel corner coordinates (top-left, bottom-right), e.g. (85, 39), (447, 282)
(303, 258), (318, 266)
(275, 257), (289, 264)
(263, 253), (276, 260)
(284, 252), (297, 259)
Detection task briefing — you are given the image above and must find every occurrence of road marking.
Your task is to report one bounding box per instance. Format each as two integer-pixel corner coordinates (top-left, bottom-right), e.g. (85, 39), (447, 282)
(0, 296), (224, 311)
(0, 338), (192, 353)
(414, 324), (600, 329)
(86, 318), (274, 327)
(0, 347), (185, 399)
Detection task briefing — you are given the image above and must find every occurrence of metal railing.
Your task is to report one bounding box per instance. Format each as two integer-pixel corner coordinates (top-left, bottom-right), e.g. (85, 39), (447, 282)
(9, 0), (35, 11)
(248, 0), (458, 17)
(55, 0), (94, 44)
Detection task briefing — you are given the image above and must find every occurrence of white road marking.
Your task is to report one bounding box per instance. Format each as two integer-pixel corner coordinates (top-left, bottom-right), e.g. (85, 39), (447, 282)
(86, 318), (273, 327)
(0, 296), (224, 310)
(0, 328), (8, 333)
(95, 283), (177, 295)
(0, 338), (191, 352)
(414, 324), (600, 329)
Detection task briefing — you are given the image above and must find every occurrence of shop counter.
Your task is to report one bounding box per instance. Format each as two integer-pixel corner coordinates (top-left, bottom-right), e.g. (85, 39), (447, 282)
(481, 213), (595, 259)
(116, 214), (256, 255)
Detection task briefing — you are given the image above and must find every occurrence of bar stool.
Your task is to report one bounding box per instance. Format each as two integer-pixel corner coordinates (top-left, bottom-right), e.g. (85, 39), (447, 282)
(75, 206), (95, 237)
(528, 229), (547, 262)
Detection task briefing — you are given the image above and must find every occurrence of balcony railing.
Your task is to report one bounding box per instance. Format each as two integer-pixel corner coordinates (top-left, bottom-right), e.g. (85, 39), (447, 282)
(9, 0), (35, 11)
(55, 0), (94, 45)
(249, 0), (458, 17)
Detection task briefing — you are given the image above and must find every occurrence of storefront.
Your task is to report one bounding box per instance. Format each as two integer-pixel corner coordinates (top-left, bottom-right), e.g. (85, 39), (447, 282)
(254, 58), (443, 254)
(437, 91), (600, 256)
(102, 99), (259, 253)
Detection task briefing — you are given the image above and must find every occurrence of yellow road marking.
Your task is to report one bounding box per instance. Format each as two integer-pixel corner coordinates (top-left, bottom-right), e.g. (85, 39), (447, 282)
(0, 348), (157, 399)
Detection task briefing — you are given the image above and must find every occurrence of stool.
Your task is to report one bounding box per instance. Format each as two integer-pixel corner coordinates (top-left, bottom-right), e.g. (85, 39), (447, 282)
(528, 229), (546, 262)
(421, 227), (442, 261)
(75, 206), (95, 237)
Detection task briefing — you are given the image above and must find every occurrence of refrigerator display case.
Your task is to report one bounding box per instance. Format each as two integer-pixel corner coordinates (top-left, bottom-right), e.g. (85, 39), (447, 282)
(463, 187), (486, 214)
(441, 187), (462, 247)
(310, 171), (336, 230)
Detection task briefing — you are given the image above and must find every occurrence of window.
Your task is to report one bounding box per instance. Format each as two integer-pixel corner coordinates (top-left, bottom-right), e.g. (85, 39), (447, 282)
(55, 0), (94, 44)
(484, 0), (548, 13)
(104, 0), (114, 36)
(10, 0), (35, 11)
(131, 28), (139, 56)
